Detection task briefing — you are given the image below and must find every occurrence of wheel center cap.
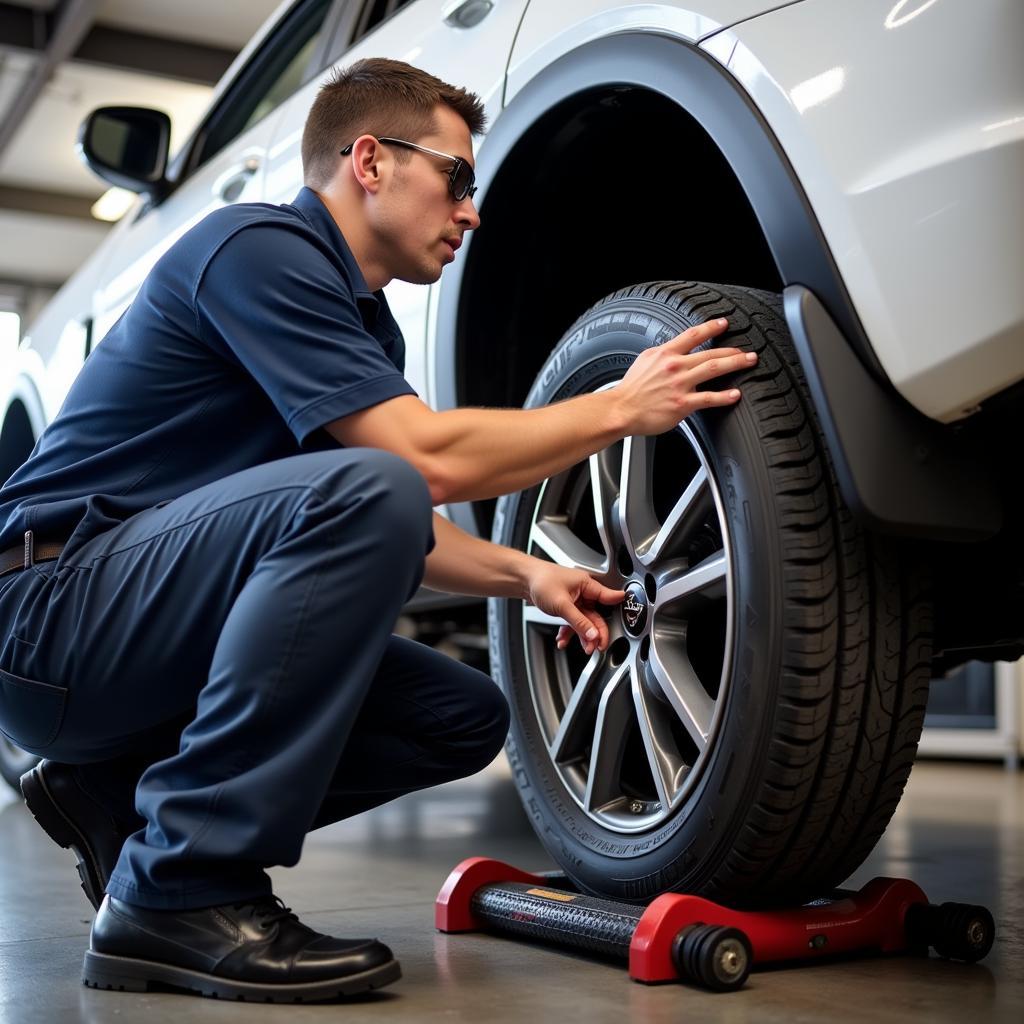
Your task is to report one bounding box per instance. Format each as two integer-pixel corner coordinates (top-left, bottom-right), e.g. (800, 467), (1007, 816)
(622, 582), (648, 636)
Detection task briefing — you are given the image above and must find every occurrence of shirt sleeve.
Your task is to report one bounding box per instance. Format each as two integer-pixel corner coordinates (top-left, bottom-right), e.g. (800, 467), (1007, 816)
(194, 224), (417, 445)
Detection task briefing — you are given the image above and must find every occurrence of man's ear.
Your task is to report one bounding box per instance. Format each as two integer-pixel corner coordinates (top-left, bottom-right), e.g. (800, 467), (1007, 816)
(350, 135), (384, 196)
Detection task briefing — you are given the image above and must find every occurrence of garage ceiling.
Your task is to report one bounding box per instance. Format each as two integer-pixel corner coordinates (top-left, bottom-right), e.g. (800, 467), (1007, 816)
(0, 0), (282, 290)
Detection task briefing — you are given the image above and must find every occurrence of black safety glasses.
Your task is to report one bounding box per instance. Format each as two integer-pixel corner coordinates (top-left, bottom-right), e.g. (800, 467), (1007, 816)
(340, 137), (477, 202)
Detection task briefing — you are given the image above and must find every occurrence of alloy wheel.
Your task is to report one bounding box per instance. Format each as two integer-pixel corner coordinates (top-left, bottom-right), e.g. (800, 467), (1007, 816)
(521, 385), (735, 834)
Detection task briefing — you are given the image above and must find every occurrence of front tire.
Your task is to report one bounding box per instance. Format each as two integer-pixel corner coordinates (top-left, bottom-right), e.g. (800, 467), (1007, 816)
(488, 281), (931, 907)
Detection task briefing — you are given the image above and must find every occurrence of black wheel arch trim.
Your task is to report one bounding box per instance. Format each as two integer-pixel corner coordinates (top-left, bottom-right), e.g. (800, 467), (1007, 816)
(436, 32), (1002, 541)
(785, 285), (1000, 540)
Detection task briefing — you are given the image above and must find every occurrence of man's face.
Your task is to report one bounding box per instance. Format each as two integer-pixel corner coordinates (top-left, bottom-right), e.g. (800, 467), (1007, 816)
(371, 104), (481, 285)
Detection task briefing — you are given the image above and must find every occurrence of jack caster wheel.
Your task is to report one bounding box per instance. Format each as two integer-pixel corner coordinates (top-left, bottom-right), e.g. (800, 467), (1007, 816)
(672, 923), (752, 991)
(905, 902), (995, 963)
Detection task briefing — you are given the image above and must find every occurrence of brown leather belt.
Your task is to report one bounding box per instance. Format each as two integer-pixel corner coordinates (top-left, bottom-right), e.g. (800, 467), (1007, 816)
(0, 531), (66, 577)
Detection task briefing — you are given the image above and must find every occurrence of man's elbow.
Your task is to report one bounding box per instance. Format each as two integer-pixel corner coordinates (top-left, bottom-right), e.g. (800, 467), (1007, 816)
(419, 456), (452, 507)
(422, 455), (478, 506)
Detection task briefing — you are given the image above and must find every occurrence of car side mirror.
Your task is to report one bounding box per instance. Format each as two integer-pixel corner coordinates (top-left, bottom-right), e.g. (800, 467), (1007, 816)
(76, 106), (171, 199)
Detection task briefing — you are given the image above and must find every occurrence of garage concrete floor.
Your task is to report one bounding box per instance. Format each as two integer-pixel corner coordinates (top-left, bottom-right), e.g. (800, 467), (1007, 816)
(0, 758), (1021, 1023)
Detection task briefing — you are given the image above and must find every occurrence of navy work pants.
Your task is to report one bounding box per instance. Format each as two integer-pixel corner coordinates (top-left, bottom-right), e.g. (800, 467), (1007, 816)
(0, 450), (510, 909)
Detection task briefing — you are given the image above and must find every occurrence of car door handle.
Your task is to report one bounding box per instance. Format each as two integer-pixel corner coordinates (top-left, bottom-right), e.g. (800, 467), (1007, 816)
(443, 0), (494, 29)
(214, 157), (261, 203)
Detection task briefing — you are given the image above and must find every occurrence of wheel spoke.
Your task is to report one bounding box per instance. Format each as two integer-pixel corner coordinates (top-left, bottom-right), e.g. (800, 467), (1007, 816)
(631, 658), (687, 810)
(530, 517), (606, 575)
(644, 466), (713, 565)
(617, 434), (659, 564)
(522, 603), (568, 628)
(550, 650), (608, 764)
(648, 636), (714, 750)
(584, 662), (633, 813)
(589, 445), (621, 563)
(657, 551), (728, 606)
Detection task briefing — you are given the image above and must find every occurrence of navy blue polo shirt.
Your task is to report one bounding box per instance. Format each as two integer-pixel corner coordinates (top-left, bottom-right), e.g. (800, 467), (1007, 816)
(0, 187), (418, 556)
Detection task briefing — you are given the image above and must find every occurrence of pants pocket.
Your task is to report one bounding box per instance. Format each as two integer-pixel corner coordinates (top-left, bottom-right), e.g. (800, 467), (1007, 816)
(0, 667), (69, 751)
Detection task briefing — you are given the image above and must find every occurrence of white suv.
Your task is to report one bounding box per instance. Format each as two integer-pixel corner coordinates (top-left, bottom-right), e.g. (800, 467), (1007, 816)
(2, 0), (1022, 909)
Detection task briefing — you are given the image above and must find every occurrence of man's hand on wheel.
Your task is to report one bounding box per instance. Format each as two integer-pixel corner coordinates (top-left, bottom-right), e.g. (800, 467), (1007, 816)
(524, 561), (626, 656)
(614, 317), (758, 436)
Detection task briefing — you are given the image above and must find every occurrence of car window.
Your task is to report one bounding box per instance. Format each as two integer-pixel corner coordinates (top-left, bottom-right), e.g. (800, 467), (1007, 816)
(239, 32), (324, 137)
(352, 0), (417, 43)
(188, 0), (334, 174)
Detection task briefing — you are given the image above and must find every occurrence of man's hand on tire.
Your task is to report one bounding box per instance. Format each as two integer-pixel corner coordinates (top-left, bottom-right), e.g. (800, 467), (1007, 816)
(614, 317), (758, 435)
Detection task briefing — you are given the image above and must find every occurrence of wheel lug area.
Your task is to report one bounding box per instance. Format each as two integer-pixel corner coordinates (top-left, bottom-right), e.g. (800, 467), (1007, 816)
(644, 572), (657, 603)
(640, 635), (650, 661)
(616, 544), (634, 577)
(608, 637), (631, 666)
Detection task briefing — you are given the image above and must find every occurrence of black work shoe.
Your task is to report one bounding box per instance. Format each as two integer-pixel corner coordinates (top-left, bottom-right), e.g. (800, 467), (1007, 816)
(82, 894), (400, 1001)
(20, 760), (138, 911)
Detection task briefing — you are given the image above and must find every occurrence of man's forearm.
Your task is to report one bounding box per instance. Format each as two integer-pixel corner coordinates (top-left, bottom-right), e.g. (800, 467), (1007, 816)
(423, 512), (535, 599)
(424, 390), (629, 504)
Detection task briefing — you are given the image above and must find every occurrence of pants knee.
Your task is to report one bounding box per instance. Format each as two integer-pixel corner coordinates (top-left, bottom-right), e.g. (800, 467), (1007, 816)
(355, 449), (434, 554)
(304, 449), (433, 561)
(464, 682), (511, 771)
(491, 687), (511, 750)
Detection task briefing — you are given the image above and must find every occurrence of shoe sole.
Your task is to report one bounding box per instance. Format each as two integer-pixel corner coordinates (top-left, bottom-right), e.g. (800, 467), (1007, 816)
(81, 950), (402, 1001)
(20, 765), (104, 911)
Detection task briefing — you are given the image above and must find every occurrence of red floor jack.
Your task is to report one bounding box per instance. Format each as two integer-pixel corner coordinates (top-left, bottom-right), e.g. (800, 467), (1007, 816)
(436, 858), (995, 992)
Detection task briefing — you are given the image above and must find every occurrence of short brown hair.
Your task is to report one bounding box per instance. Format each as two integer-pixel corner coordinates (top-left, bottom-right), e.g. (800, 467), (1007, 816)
(302, 57), (487, 189)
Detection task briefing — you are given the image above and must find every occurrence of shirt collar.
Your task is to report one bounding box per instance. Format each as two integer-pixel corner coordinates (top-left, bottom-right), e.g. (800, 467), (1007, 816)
(290, 186), (384, 325)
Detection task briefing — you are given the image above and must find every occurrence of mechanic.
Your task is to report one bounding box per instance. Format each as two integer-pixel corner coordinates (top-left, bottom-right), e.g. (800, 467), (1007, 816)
(0, 58), (755, 1002)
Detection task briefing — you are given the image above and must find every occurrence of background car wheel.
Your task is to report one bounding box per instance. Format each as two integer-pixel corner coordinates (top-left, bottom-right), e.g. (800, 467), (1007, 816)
(488, 280), (932, 907)
(0, 737), (39, 792)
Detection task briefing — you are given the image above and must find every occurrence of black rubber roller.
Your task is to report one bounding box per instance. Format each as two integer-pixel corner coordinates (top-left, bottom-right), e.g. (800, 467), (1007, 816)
(904, 902), (995, 963)
(470, 883), (644, 960)
(672, 923), (752, 992)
